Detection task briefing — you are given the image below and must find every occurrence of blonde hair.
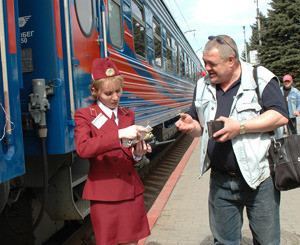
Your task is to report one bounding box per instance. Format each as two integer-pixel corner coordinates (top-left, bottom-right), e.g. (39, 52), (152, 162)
(89, 74), (124, 100)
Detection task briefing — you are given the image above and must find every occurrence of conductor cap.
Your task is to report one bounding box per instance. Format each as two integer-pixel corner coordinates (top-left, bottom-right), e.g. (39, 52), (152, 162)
(91, 57), (121, 81)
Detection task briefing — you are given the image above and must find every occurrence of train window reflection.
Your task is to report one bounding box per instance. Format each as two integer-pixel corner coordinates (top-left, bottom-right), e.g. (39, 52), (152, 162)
(153, 18), (162, 67)
(74, 0), (94, 37)
(132, 0), (146, 58)
(193, 63), (197, 82)
(187, 57), (190, 79)
(181, 50), (185, 78)
(166, 33), (172, 72)
(108, 0), (123, 47)
(193, 63), (195, 82)
(174, 42), (180, 75)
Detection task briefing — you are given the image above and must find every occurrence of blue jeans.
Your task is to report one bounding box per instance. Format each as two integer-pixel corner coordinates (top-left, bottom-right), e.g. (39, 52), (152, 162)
(209, 170), (281, 245)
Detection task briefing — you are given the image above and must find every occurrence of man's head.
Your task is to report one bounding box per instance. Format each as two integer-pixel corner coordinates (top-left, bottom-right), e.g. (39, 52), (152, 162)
(283, 74), (293, 89)
(203, 35), (240, 86)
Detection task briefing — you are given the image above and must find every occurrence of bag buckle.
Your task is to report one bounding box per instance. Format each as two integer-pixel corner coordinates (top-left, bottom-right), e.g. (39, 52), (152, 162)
(272, 138), (281, 149)
(271, 138), (284, 159)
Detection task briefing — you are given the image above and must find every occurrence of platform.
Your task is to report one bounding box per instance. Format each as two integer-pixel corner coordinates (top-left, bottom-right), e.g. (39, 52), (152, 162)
(138, 137), (300, 245)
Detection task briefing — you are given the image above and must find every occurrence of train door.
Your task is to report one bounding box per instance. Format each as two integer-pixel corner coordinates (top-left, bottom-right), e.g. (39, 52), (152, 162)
(69, 0), (105, 110)
(0, 0), (25, 212)
(16, 0), (105, 155)
(40, 0), (105, 222)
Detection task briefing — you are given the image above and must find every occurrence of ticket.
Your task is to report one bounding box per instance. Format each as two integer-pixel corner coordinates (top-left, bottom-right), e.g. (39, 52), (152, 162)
(122, 125), (153, 147)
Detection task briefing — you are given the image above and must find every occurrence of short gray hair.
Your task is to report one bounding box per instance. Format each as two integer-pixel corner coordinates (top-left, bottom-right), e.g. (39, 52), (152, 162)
(204, 35), (239, 60)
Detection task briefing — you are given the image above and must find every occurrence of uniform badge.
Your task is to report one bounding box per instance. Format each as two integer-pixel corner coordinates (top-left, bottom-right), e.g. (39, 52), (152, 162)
(106, 68), (115, 77)
(119, 106), (129, 114)
(92, 113), (108, 129)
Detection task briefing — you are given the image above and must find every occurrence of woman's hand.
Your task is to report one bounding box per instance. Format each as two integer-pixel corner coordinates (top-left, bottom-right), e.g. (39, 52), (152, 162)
(133, 140), (152, 156)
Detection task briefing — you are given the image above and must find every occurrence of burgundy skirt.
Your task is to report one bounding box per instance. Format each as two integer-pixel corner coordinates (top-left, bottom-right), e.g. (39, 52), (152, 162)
(90, 193), (150, 245)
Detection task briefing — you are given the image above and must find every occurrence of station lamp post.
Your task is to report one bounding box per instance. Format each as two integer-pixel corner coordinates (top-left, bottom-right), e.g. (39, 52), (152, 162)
(254, 0), (262, 46)
(243, 26), (248, 62)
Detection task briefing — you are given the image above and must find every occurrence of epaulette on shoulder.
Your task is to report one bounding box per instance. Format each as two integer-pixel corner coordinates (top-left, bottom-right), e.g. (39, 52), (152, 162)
(89, 107), (98, 117)
(119, 106), (130, 115)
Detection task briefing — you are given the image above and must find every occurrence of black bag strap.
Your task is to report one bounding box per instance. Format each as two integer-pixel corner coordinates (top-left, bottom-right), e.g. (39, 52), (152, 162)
(253, 66), (297, 135)
(253, 65), (262, 108)
(252, 65), (275, 136)
(288, 119), (297, 134)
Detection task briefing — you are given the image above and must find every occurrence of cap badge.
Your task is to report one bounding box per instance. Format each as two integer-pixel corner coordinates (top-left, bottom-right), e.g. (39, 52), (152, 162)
(106, 68), (115, 77)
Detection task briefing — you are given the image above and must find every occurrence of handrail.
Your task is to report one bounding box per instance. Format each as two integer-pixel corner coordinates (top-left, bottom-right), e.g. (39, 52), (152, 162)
(0, 0), (11, 134)
(101, 3), (107, 57)
(63, 0), (75, 119)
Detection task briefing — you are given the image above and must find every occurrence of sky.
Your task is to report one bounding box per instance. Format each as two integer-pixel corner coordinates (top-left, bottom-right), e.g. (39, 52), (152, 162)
(163, 0), (273, 63)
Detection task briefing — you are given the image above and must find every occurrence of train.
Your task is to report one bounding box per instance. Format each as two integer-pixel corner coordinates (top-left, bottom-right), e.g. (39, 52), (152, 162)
(0, 0), (204, 243)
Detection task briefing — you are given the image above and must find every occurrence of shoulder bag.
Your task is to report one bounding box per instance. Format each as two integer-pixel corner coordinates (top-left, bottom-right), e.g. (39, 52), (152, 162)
(253, 65), (300, 191)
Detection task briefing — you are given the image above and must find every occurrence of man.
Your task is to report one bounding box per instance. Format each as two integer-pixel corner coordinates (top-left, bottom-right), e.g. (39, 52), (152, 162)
(281, 74), (300, 134)
(176, 35), (288, 244)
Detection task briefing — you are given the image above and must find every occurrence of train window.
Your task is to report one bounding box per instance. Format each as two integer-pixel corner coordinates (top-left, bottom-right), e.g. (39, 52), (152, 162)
(186, 57), (190, 79)
(191, 64), (193, 81)
(74, 0), (94, 37)
(174, 42), (180, 75)
(132, 0), (146, 58)
(181, 50), (185, 78)
(190, 61), (192, 80)
(166, 33), (172, 72)
(108, 0), (123, 47)
(153, 18), (162, 67)
(192, 63), (195, 82)
(190, 60), (193, 80)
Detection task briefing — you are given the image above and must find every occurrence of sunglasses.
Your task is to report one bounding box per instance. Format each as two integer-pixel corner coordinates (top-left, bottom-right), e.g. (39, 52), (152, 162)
(208, 36), (238, 58)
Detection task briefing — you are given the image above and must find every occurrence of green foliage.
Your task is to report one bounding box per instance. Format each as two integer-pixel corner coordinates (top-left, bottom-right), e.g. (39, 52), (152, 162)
(248, 0), (300, 89)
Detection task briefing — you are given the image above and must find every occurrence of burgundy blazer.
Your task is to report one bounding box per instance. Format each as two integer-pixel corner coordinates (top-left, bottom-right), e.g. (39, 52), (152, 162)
(74, 101), (145, 201)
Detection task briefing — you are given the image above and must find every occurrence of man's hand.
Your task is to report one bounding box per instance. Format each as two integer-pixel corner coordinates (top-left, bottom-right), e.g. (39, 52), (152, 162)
(175, 113), (195, 134)
(293, 110), (300, 116)
(212, 117), (240, 142)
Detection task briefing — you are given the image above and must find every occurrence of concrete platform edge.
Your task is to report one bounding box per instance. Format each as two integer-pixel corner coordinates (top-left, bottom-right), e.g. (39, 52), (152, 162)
(138, 137), (200, 245)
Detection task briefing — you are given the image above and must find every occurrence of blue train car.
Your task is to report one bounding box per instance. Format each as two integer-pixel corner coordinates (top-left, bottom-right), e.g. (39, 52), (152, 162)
(0, 0), (204, 243)
(0, 0), (25, 213)
(18, 0), (202, 156)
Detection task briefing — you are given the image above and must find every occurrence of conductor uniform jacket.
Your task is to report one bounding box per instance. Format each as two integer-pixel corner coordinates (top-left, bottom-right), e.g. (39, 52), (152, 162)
(74, 100), (144, 202)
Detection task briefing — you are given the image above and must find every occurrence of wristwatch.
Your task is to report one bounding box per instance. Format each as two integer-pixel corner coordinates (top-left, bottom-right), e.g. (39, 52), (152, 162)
(239, 121), (246, 135)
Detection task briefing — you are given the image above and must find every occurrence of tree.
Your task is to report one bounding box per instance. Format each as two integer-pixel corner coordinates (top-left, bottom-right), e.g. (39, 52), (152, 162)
(248, 13), (267, 53)
(257, 0), (300, 88)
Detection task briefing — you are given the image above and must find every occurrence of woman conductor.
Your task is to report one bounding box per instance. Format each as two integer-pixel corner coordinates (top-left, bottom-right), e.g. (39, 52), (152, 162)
(74, 57), (151, 244)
